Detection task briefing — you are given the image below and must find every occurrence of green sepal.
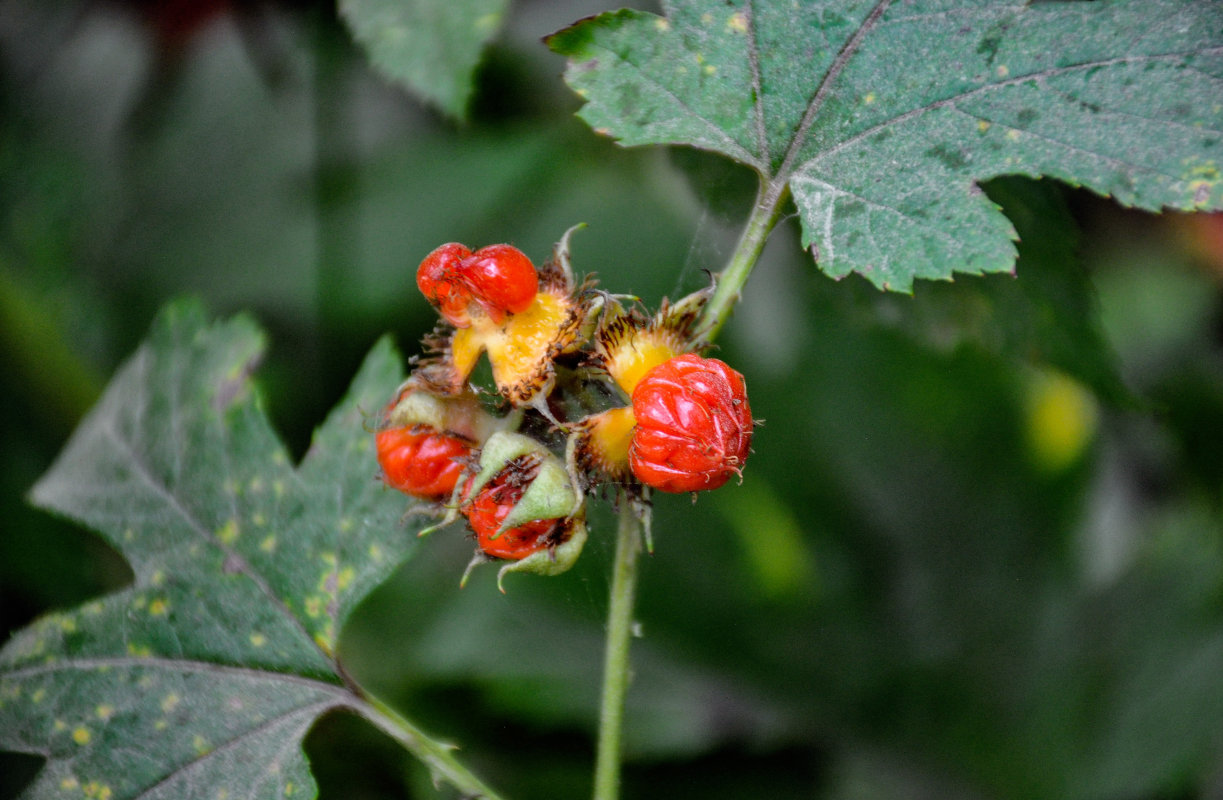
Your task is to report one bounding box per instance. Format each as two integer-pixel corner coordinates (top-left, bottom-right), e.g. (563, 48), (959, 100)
(385, 388), (449, 431)
(497, 450), (579, 534)
(495, 514), (588, 593)
(465, 431), (547, 500)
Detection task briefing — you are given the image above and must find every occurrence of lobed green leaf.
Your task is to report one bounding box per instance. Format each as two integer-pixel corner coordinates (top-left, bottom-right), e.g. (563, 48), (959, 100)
(549, 0), (1223, 290)
(0, 300), (413, 800)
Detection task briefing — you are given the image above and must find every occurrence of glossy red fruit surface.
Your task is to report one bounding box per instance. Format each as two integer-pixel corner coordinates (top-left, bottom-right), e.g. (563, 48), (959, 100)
(462, 465), (559, 560)
(629, 354), (753, 493)
(376, 426), (472, 502)
(416, 242), (538, 327)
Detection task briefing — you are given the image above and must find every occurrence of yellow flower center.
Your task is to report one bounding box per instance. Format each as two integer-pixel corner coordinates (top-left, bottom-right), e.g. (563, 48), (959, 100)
(449, 292), (574, 402)
(606, 329), (681, 395)
(587, 406), (637, 472)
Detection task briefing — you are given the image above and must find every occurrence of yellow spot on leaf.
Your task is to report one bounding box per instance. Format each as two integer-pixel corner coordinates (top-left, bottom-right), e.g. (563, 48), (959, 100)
(368, 543), (384, 562)
(250, 633), (267, 648)
(284, 782), (296, 797)
(336, 567), (355, 592)
(314, 632), (333, 654)
(727, 12), (748, 33)
(304, 596), (324, 618)
(161, 693), (181, 713)
(864, 92), (876, 105)
(260, 534), (277, 553)
(54, 719), (67, 732)
(217, 519), (239, 545)
(150, 570), (166, 587)
(127, 643), (151, 658)
(978, 120), (991, 133)
(61, 777), (79, 790)
(474, 12), (499, 35)
(73, 726), (91, 745)
(1189, 179), (1216, 207)
(703, 64), (716, 76)
(653, 17), (669, 32)
(31, 688), (46, 704)
(56, 616), (77, 634)
(95, 704), (115, 721)
(1006, 129), (1021, 141)
(996, 64), (1009, 78)
(194, 735), (212, 755)
(83, 781), (112, 800)
(149, 599), (169, 617)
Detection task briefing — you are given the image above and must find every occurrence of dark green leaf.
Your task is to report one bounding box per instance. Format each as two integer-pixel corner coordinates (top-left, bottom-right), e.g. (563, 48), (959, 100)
(549, 0), (1223, 290)
(0, 300), (411, 799)
(339, 0), (510, 118)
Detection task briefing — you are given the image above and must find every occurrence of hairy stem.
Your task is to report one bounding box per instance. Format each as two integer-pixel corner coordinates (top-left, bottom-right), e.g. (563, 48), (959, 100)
(698, 179), (791, 344)
(354, 692), (506, 800)
(593, 502), (645, 800)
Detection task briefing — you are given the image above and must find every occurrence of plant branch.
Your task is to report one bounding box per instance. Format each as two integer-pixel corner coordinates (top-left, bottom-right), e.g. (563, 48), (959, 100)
(593, 501), (645, 800)
(698, 178), (791, 345)
(353, 692), (507, 800)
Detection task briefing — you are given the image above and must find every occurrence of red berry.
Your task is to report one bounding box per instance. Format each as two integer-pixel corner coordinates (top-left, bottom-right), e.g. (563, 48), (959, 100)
(416, 243), (538, 328)
(416, 243), (474, 327)
(628, 354), (753, 493)
(462, 460), (560, 560)
(376, 426), (472, 503)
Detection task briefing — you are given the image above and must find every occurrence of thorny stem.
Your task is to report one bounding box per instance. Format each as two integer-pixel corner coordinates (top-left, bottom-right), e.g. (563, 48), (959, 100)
(593, 502), (645, 800)
(354, 692), (507, 800)
(697, 179), (791, 345)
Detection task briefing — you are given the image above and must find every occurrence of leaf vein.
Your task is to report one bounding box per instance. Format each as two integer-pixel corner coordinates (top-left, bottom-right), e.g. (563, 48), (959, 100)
(745, 1), (769, 167)
(775, 0), (895, 182)
(131, 700), (338, 800)
(806, 47), (1223, 169)
(101, 425), (333, 668)
(1, 656), (349, 694)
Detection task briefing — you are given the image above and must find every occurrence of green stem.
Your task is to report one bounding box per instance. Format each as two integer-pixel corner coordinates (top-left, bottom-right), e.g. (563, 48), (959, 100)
(353, 692), (506, 800)
(593, 502), (645, 800)
(697, 179), (791, 345)
(589, 178), (785, 800)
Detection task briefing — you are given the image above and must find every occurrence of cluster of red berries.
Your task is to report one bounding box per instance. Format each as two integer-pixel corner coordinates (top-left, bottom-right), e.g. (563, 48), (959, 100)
(374, 228), (754, 589)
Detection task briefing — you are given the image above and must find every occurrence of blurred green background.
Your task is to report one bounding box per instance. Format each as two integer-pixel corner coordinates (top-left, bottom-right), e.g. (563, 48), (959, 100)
(3, 1), (1223, 798)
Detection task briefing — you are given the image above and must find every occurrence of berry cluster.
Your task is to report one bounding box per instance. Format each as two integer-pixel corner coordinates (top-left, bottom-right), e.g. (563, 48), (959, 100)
(375, 227), (754, 590)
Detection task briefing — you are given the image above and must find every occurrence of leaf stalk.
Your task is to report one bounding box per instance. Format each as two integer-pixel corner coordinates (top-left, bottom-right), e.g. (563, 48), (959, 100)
(354, 692), (507, 800)
(698, 179), (791, 344)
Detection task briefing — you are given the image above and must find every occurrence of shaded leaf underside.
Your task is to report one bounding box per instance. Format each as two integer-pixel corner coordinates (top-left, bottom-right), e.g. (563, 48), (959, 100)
(549, 0), (1223, 290)
(0, 301), (410, 799)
